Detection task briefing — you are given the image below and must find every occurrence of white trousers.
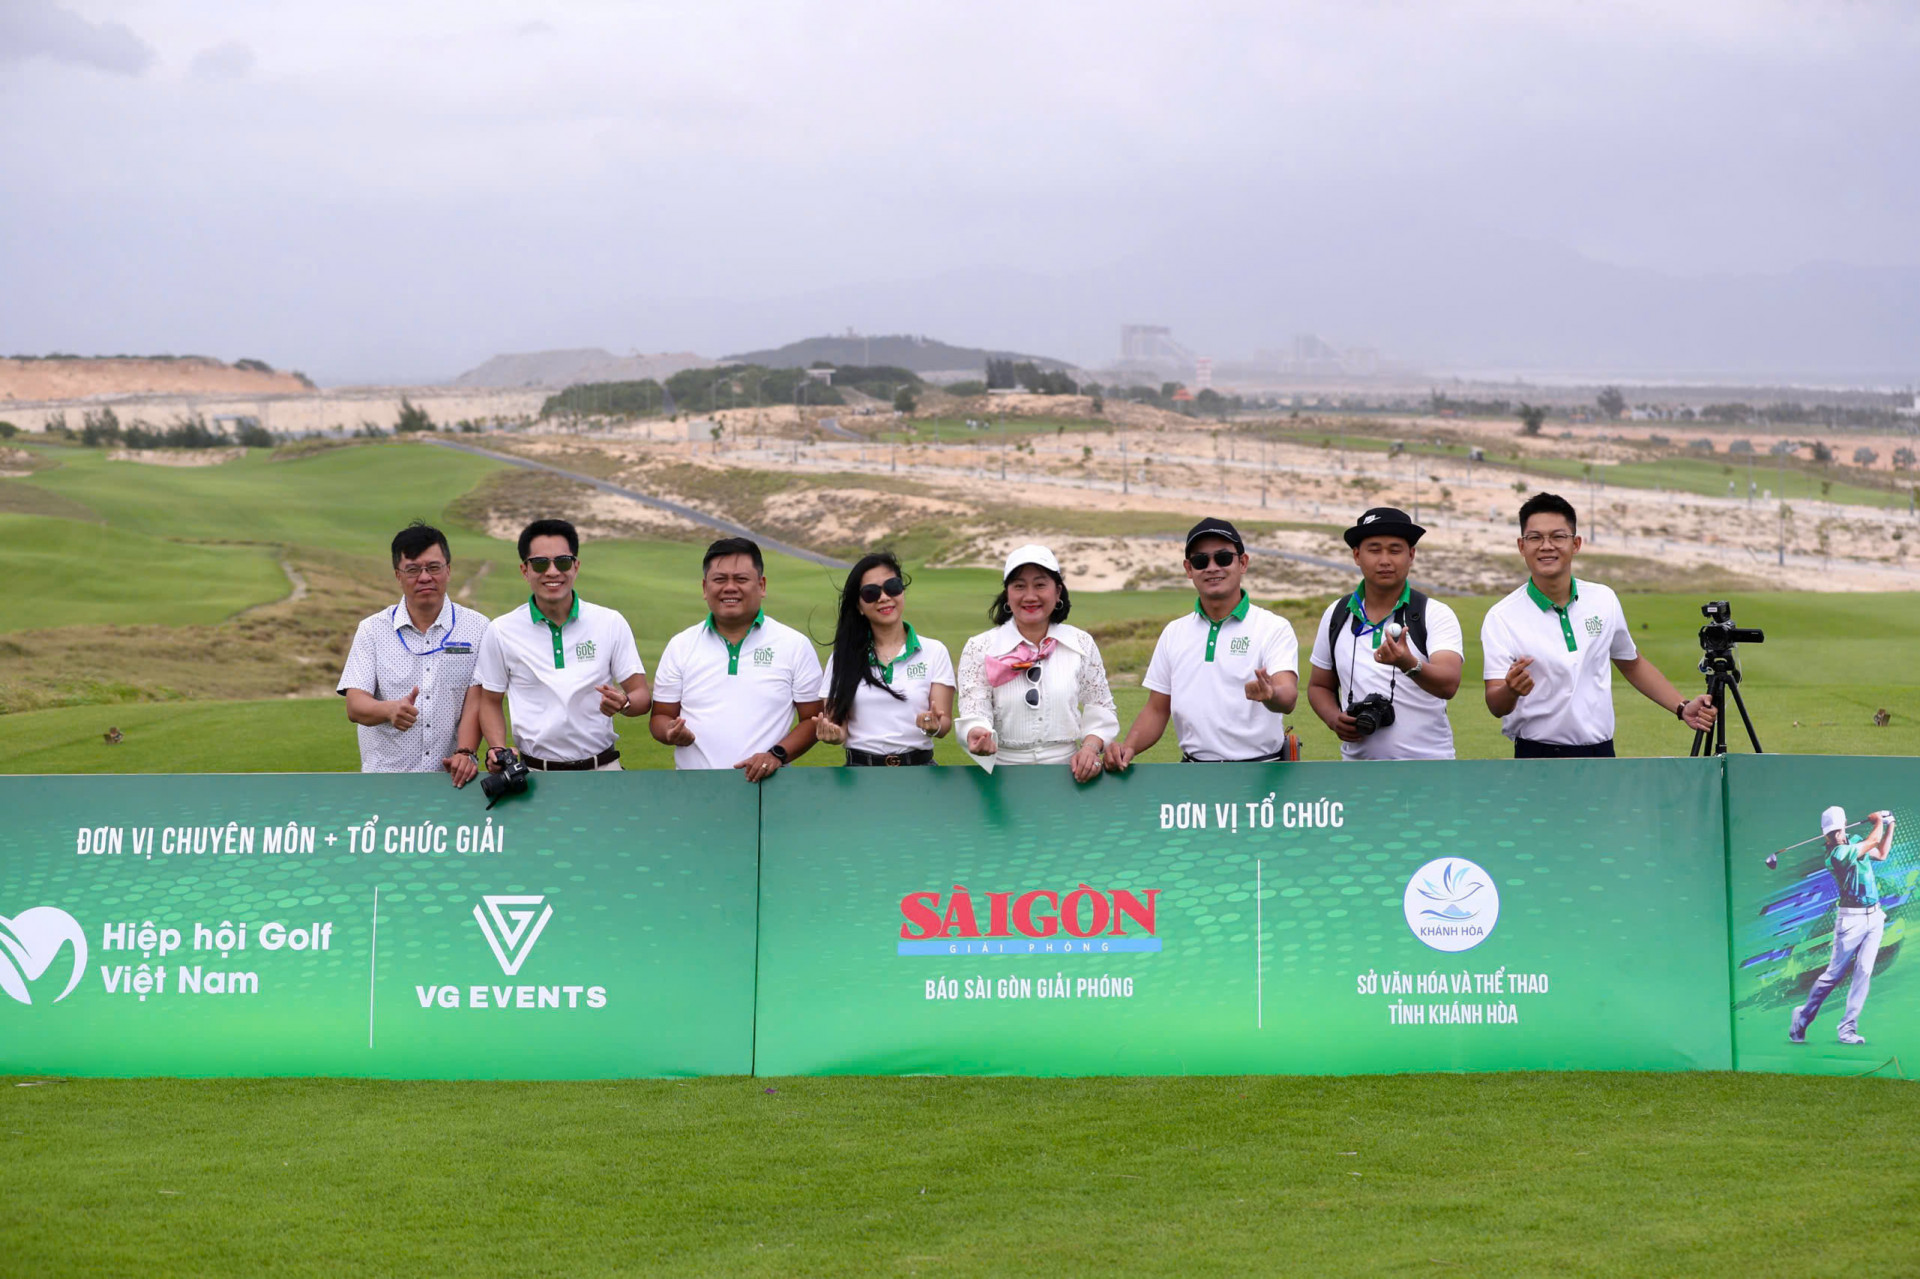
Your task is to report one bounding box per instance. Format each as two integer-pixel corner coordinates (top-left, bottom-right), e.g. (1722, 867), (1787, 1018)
(1797, 907), (1884, 1038)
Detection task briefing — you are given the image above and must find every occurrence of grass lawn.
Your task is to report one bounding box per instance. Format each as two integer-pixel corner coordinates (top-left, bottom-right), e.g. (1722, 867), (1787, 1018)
(4, 434), (1917, 771)
(0, 514), (289, 631)
(4, 1071), (1915, 1277)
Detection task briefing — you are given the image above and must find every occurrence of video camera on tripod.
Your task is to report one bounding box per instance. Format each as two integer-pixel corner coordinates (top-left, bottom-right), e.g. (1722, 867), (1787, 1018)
(1691, 600), (1765, 757)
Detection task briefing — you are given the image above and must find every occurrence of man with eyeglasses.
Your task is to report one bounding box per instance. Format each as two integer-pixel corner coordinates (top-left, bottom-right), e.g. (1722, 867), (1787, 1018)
(650, 537), (824, 782)
(337, 521), (490, 785)
(1104, 517), (1298, 769)
(1482, 492), (1715, 758)
(1306, 507), (1464, 760)
(474, 518), (651, 773)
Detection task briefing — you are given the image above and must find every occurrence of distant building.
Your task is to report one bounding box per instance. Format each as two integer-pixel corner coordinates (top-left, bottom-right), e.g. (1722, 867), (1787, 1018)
(806, 368), (835, 385)
(1194, 357), (1213, 390)
(1899, 392), (1920, 419)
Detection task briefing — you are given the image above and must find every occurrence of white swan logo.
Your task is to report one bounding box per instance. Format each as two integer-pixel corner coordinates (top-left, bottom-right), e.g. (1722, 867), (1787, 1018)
(1403, 858), (1500, 953)
(0, 907), (89, 1005)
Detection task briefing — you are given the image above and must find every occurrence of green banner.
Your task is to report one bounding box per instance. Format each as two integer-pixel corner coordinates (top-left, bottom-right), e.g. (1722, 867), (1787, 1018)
(754, 761), (1733, 1076)
(1727, 756), (1920, 1077)
(0, 774), (758, 1078)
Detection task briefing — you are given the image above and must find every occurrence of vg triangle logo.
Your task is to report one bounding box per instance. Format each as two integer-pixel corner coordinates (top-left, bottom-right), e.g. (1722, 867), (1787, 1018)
(472, 895), (554, 976)
(1403, 858), (1500, 952)
(0, 907), (89, 1005)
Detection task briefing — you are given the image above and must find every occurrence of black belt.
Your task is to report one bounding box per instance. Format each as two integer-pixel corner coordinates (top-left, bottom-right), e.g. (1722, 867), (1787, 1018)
(1183, 748), (1289, 763)
(1512, 737), (1615, 760)
(846, 747), (935, 767)
(521, 746), (620, 771)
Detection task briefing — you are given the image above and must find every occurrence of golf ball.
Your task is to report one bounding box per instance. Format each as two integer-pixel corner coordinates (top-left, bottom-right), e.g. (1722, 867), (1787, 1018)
(1385, 622), (1405, 640)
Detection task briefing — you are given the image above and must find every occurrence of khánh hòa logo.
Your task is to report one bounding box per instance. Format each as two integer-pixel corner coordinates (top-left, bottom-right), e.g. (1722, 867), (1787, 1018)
(1402, 858), (1500, 953)
(898, 885), (1162, 956)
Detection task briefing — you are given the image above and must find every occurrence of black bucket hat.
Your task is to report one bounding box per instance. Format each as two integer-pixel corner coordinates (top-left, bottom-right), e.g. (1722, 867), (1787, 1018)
(1343, 506), (1425, 549)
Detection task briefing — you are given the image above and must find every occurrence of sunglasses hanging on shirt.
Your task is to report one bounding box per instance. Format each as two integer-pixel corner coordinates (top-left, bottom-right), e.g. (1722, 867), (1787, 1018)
(1024, 663), (1042, 706)
(858, 577), (906, 604)
(1188, 549), (1238, 570)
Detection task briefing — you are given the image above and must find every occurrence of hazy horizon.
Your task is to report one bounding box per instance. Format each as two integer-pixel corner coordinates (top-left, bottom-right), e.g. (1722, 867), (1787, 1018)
(4, 1), (1916, 384)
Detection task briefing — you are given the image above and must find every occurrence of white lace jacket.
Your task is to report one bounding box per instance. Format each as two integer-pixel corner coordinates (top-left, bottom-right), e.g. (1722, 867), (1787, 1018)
(954, 620), (1120, 752)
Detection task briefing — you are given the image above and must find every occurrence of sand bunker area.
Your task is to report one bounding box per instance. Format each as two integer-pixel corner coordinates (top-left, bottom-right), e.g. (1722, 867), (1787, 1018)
(488, 426), (1920, 594)
(107, 448), (246, 467)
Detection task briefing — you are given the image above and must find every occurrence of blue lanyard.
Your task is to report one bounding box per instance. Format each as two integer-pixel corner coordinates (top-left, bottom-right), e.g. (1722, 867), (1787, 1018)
(1347, 589), (1389, 641)
(390, 604), (467, 657)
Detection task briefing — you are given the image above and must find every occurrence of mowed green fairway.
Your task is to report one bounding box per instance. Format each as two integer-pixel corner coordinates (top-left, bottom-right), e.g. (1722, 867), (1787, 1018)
(2, 436), (1918, 772)
(5, 1071), (1916, 1277)
(0, 513), (288, 631)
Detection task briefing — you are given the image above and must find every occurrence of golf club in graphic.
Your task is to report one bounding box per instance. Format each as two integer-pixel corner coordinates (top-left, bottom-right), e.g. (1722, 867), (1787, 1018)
(1765, 817), (1876, 870)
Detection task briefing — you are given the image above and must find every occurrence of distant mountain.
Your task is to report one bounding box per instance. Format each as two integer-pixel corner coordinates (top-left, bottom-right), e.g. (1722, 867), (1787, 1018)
(451, 349), (714, 389)
(722, 334), (1074, 376)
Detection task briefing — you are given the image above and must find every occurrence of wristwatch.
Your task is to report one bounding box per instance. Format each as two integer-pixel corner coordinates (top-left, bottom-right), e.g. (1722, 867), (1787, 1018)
(768, 743), (790, 764)
(1404, 655), (1423, 677)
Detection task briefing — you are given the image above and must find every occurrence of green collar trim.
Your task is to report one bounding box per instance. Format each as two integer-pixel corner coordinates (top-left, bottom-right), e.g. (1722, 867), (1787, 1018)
(1526, 578), (1580, 652)
(872, 622), (922, 685)
(707, 609), (766, 675)
(528, 593), (580, 669)
(1345, 580), (1411, 650)
(1195, 591), (1251, 662)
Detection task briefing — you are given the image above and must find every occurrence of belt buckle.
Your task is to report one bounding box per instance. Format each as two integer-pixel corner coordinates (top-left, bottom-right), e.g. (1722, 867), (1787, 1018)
(884, 754), (903, 767)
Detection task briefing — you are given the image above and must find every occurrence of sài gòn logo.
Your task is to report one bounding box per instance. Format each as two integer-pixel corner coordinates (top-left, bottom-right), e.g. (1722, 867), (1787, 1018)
(1584, 615), (1604, 637)
(472, 895), (554, 976)
(1230, 636), (1252, 655)
(753, 646), (775, 667)
(0, 907), (89, 1005)
(575, 639), (596, 660)
(898, 885), (1162, 956)
(1403, 858), (1500, 953)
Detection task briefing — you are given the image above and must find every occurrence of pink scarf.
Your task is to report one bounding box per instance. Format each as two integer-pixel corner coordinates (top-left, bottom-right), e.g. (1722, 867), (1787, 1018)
(984, 637), (1056, 687)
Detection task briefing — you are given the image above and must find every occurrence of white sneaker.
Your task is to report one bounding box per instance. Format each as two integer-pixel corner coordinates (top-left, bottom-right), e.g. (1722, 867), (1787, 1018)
(1838, 1031), (1867, 1045)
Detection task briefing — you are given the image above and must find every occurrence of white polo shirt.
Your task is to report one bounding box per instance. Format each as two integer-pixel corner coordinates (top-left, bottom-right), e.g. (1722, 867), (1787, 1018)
(1309, 587), (1463, 761)
(1142, 594), (1299, 761)
(821, 625), (955, 755)
(653, 611), (824, 769)
(1480, 577), (1637, 746)
(337, 599), (491, 773)
(473, 594), (644, 763)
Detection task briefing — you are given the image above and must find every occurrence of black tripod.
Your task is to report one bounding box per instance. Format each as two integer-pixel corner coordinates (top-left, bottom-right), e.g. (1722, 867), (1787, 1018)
(1690, 645), (1763, 756)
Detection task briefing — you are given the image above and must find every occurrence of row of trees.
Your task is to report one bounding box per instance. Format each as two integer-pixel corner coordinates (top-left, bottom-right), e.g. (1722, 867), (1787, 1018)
(984, 358), (1078, 395)
(64, 407), (273, 450)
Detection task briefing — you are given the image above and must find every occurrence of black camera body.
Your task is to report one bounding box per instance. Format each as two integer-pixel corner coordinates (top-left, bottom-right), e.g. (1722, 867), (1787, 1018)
(1348, 692), (1396, 737)
(481, 749), (531, 809)
(1699, 600), (1764, 656)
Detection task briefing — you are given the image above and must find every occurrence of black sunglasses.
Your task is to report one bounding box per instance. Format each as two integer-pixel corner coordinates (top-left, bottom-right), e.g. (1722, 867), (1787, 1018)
(858, 577), (906, 604)
(524, 555), (578, 573)
(1188, 549), (1238, 570)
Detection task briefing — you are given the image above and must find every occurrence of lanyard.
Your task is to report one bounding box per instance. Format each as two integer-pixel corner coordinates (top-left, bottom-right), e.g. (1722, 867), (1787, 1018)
(390, 603), (466, 657)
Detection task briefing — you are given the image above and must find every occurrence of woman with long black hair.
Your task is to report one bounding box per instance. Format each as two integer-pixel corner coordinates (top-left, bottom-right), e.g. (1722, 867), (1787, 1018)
(813, 552), (954, 765)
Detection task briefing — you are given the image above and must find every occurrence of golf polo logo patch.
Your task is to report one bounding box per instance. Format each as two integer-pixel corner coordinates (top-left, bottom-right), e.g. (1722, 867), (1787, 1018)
(0, 906), (89, 1004)
(1584, 616), (1603, 637)
(1229, 636), (1252, 655)
(473, 895), (554, 976)
(905, 662), (928, 679)
(753, 646), (775, 667)
(575, 640), (596, 661)
(1403, 858), (1499, 952)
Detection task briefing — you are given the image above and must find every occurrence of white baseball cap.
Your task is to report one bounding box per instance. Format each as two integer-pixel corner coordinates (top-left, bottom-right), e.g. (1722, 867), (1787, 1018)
(1820, 805), (1848, 836)
(1003, 544), (1062, 581)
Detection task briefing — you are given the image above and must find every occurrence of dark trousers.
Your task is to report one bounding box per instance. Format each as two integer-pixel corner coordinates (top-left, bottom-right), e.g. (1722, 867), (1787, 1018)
(1512, 737), (1616, 759)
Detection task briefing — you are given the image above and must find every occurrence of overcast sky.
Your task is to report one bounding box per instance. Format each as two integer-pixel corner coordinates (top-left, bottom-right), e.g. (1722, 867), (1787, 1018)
(2, 0), (1915, 381)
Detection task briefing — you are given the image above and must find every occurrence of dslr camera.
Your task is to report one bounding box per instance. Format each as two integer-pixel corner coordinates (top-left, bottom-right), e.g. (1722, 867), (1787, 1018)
(1698, 600), (1764, 658)
(481, 748), (531, 809)
(1347, 692), (1396, 737)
